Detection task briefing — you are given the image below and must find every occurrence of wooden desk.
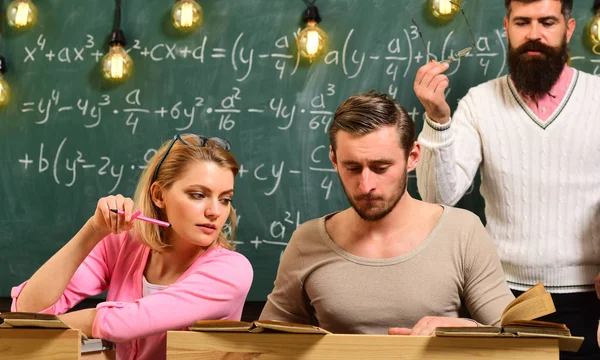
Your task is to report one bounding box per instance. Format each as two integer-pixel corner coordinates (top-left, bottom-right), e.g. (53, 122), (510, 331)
(0, 328), (115, 360)
(82, 350), (116, 360)
(0, 328), (80, 360)
(167, 331), (560, 360)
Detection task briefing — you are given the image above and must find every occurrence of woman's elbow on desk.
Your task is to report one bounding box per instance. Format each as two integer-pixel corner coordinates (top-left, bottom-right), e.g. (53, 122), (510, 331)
(58, 308), (97, 339)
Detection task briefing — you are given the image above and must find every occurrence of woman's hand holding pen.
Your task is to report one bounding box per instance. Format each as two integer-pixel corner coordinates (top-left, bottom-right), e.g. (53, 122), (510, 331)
(89, 194), (136, 237)
(15, 194), (136, 313)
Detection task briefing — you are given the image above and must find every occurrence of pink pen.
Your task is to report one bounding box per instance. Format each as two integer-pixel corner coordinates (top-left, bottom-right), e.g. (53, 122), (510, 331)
(110, 209), (171, 227)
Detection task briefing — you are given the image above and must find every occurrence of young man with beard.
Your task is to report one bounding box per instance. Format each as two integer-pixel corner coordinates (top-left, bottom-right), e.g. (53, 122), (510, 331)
(260, 92), (515, 336)
(414, 0), (600, 358)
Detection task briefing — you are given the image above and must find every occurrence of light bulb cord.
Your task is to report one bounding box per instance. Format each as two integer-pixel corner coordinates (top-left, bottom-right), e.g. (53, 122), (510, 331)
(595, 0), (600, 12)
(115, 0), (122, 32)
(0, 0), (5, 75)
(302, 0), (321, 24)
(109, 0), (126, 46)
(0, 0), (4, 56)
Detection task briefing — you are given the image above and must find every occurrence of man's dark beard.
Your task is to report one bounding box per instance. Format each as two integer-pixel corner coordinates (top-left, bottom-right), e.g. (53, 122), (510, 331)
(339, 169), (407, 222)
(508, 38), (568, 101)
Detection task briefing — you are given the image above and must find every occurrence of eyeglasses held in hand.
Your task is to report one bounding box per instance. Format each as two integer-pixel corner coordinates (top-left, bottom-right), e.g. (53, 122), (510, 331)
(413, 1), (476, 65)
(152, 134), (231, 183)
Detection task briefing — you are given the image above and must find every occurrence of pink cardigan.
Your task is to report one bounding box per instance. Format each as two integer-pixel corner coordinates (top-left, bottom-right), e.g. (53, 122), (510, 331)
(11, 232), (253, 360)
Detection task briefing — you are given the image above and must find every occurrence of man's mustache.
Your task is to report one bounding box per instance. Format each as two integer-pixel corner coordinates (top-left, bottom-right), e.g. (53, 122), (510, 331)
(355, 194), (384, 201)
(516, 40), (554, 56)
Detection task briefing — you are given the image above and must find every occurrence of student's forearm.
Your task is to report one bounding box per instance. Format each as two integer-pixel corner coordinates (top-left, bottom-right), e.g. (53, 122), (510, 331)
(16, 219), (109, 313)
(59, 308), (97, 338)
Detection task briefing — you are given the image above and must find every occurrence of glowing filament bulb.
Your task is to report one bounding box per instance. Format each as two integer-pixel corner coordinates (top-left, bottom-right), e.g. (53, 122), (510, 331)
(172, 0), (203, 32)
(298, 21), (328, 62)
(101, 45), (134, 83)
(16, 3), (29, 25)
(0, 76), (10, 108)
(6, 0), (38, 30)
(439, 0), (452, 14)
(306, 30), (320, 55)
(180, 2), (193, 27)
(588, 12), (600, 54)
(430, 0), (460, 20)
(111, 52), (123, 78)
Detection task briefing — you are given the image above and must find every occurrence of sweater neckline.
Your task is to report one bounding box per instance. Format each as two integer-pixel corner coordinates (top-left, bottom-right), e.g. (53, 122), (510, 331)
(317, 205), (448, 266)
(506, 69), (579, 130)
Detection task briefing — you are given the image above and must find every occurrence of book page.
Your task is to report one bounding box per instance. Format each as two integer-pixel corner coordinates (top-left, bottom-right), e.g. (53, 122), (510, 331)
(0, 312), (70, 329)
(0, 312), (60, 320)
(506, 320), (568, 329)
(501, 292), (556, 326)
(501, 282), (546, 317)
(252, 320), (330, 334)
(504, 325), (571, 337)
(189, 320), (253, 332)
(435, 328), (514, 337)
(435, 326), (501, 334)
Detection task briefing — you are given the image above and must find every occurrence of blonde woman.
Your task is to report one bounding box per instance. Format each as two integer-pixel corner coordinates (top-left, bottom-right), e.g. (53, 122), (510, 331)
(11, 134), (253, 360)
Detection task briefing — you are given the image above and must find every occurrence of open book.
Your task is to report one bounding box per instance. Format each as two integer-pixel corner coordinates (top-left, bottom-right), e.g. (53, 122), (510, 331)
(435, 283), (584, 352)
(189, 319), (331, 334)
(0, 312), (71, 329)
(0, 312), (114, 352)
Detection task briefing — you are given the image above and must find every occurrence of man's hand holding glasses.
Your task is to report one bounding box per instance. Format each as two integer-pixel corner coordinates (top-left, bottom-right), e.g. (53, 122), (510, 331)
(412, 1), (474, 124)
(414, 61), (451, 125)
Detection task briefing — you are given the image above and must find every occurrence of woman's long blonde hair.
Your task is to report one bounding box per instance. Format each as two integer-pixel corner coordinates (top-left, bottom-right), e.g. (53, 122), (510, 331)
(133, 135), (239, 252)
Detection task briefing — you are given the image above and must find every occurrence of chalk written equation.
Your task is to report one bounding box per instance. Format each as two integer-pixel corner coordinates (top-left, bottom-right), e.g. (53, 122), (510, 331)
(224, 210), (303, 252)
(247, 210), (302, 248)
(20, 26), (551, 87)
(17, 138), (338, 199)
(14, 134), (306, 250)
(18, 137), (134, 193)
(19, 85), (425, 135)
(21, 89), (202, 134)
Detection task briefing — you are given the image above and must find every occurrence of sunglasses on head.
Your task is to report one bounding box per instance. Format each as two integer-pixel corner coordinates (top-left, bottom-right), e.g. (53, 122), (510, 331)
(151, 134), (231, 183)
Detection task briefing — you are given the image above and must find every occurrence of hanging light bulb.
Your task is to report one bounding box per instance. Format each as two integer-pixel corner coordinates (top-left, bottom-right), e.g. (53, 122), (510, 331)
(297, 1), (328, 63)
(102, 41), (133, 83)
(430, 0), (460, 21)
(6, 0), (37, 30)
(172, 0), (203, 32)
(0, 4), (10, 108)
(588, 1), (600, 54)
(101, 0), (133, 83)
(0, 75), (10, 108)
(0, 56), (10, 108)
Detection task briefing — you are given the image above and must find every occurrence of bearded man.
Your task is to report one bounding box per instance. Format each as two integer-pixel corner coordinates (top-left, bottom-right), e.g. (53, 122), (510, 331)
(414, 1), (600, 359)
(261, 91), (515, 336)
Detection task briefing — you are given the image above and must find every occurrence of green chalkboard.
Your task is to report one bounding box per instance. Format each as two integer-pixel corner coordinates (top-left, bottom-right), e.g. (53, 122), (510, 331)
(1, 0), (598, 300)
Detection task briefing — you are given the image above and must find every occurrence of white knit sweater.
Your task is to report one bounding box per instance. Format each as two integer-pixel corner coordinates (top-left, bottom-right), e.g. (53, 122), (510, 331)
(417, 68), (600, 293)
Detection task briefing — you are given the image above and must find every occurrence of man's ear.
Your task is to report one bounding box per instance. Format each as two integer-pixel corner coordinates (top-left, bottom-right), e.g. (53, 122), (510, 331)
(565, 17), (576, 44)
(407, 141), (421, 173)
(150, 182), (166, 209)
(329, 145), (339, 171)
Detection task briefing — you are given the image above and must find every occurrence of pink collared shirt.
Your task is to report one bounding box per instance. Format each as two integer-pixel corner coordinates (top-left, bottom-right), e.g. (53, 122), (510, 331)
(520, 66), (574, 121)
(11, 232), (253, 360)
